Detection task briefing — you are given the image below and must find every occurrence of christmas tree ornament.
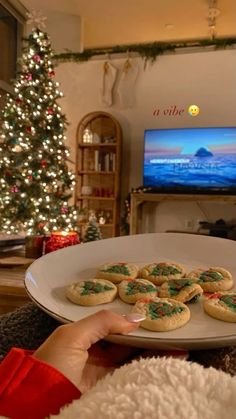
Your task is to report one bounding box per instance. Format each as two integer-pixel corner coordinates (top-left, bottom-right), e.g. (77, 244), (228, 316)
(10, 186), (19, 193)
(25, 73), (33, 81)
(33, 54), (41, 63)
(12, 144), (22, 153)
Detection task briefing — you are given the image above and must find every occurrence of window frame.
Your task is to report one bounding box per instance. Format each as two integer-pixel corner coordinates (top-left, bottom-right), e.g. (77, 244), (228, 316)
(0, 0), (27, 102)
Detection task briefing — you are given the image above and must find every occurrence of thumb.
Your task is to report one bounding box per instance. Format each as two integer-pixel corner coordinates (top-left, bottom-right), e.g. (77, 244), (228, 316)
(63, 310), (145, 351)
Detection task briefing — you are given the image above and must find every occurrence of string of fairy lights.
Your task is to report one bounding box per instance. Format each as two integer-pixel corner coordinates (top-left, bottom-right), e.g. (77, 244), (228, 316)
(0, 28), (78, 235)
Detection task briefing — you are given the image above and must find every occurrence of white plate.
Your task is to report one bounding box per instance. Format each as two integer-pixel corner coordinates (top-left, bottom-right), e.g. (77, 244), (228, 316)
(25, 233), (236, 350)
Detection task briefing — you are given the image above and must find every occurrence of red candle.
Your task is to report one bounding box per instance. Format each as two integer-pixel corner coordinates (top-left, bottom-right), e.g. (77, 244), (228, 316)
(45, 231), (80, 254)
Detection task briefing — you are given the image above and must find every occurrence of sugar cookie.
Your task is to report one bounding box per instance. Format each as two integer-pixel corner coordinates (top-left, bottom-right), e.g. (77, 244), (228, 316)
(140, 262), (185, 285)
(66, 279), (117, 306)
(118, 279), (157, 304)
(96, 263), (139, 284)
(188, 267), (233, 292)
(159, 278), (203, 303)
(132, 297), (190, 331)
(203, 292), (236, 323)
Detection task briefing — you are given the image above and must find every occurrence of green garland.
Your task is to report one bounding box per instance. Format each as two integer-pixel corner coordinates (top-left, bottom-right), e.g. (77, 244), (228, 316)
(54, 37), (236, 64)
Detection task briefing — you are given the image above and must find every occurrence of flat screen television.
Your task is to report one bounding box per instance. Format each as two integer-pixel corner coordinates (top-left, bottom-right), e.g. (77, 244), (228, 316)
(143, 127), (236, 194)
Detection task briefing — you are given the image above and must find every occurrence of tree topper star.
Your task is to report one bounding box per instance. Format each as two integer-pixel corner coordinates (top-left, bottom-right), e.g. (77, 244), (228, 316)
(26, 9), (47, 30)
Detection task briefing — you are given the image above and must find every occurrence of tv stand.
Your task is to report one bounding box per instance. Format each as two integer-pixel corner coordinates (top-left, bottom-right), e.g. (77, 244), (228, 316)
(130, 192), (236, 235)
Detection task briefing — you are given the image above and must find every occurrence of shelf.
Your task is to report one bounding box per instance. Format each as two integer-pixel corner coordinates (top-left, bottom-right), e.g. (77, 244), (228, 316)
(79, 143), (117, 148)
(77, 196), (116, 201)
(78, 222), (114, 228)
(75, 111), (122, 239)
(130, 192), (236, 235)
(78, 171), (115, 175)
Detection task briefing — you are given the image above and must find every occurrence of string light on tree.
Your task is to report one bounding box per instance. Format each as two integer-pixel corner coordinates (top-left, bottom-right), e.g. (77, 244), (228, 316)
(0, 24), (79, 235)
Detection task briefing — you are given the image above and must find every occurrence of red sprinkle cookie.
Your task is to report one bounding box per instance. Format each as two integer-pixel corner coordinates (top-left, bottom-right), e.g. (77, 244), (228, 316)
(132, 297), (190, 331)
(140, 262), (185, 285)
(118, 278), (157, 304)
(188, 267), (233, 292)
(96, 263), (139, 284)
(159, 278), (203, 303)
(203, 291), (236, 323)
(66, 279), (117, 306)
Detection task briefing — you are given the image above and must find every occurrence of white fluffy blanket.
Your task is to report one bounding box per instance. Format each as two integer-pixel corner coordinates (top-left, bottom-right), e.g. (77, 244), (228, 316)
(50, 357), (236, 419)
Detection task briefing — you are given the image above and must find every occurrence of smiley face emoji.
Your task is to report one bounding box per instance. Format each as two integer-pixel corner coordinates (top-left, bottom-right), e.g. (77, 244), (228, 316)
(188, 105), (200, 116)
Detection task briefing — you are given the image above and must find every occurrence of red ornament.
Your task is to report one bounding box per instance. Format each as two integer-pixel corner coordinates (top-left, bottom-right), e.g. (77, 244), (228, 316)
(45, 231), (80, 254)
(47, 107), (54, 115)
(10, 185), (19, 193)
(28, 175), (33, 180)
(33, 55), (41, 63)
(16, 98), (23, 105)
(38, 222), (45, 229)
(49, 70), (55, 77)
(26, 126), (32, 133)
(41, 160), (47, 168)
(25, 73), (32, 81)
(61, 207), (68, 214)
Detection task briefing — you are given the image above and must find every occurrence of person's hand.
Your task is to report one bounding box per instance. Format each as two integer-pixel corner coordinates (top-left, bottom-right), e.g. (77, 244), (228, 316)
(33, 310), (145, 390)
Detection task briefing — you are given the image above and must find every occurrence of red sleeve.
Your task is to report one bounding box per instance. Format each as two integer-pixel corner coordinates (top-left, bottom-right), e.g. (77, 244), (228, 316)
(0, 348), (81, 419)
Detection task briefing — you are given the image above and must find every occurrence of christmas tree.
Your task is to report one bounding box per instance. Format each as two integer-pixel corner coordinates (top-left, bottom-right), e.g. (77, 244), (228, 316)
(83, 215), (102, 242)
(0, 27), (78, 235)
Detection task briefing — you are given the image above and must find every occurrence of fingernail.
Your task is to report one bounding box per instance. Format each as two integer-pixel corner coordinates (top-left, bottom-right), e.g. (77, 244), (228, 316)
(125, 313), (146, 323)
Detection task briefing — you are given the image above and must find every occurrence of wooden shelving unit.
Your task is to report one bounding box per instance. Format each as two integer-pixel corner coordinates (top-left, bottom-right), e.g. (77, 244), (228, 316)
(75, 111), (122, 239)
(130, 192), (236, 235)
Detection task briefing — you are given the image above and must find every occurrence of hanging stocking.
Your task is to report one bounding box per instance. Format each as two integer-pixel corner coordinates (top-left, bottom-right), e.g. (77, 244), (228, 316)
(100, 61), (118, 107)
(117, 59), (139, 108)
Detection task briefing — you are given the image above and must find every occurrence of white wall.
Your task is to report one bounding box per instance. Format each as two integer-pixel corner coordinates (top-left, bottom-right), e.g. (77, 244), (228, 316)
(26, 10), (82, 53)
(55, 48), (236, 233)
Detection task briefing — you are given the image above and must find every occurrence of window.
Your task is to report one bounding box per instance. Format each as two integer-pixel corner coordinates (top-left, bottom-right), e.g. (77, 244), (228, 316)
(0, 4), (17, 84)
(0, 0), (27, 110)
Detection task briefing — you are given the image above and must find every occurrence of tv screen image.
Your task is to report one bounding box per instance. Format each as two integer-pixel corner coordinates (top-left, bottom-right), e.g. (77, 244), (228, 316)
(143, 127), (236, 193)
